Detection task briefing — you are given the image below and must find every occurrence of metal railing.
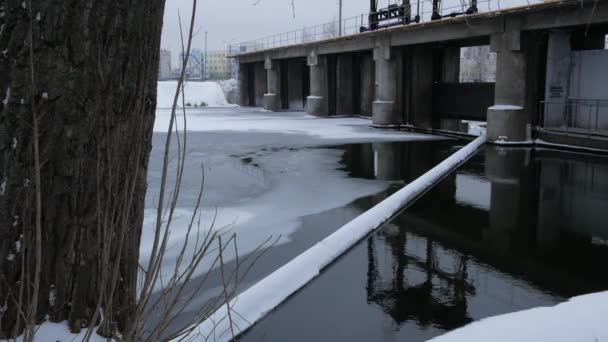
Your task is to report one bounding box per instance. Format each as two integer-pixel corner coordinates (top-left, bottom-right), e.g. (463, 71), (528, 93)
(229, 0), (548, 56)
(541, 99), (608, 137)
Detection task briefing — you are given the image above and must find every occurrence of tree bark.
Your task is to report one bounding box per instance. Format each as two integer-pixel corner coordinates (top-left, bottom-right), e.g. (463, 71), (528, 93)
(0, 0), (165, 337)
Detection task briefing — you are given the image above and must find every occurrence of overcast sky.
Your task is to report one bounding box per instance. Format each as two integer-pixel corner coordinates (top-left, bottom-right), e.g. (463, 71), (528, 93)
(161, 0), (385, 65)
(160, 0), (538, 68)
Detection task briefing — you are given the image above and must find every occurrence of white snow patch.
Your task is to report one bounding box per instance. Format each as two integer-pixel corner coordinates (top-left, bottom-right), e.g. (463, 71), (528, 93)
(21, 1), (26, 9)
(41, 92), (48, 100)
(429, 291), (608, 342)
(0, 177), (6, 196)
(141, 148), (395, 285)
(12, 138), (17, 149)
(2, 87), (10, 106)
(156, 81), (236, 108)
(36, 12), (41, 21)
(489, 105), (523, 110)
(3, 321), (110, 342)
(180, 135), (486, 341)
(5, 254), (14, 261)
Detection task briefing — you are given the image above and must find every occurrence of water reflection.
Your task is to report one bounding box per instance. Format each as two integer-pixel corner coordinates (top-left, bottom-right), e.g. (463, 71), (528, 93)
(364, 145), (608, 333)
(243, 144), (608, 341)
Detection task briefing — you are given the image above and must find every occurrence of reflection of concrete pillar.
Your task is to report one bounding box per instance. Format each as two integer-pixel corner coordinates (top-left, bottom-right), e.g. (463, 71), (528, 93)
(337, 54), (355, 115)
(487, 29), (529, 142)
(536, 159), (562, 250)
(484, 146), (526, 253)
(264, 57), (280, 111)
(307, 51), (328, 116)
(360, 53), (375, 116)
(373, 143), (401, 181)
(373, 41), (401, 126)
(544, 30), (572, 128)
(238, 62), (249, 107)
(442, 46), (461, 83)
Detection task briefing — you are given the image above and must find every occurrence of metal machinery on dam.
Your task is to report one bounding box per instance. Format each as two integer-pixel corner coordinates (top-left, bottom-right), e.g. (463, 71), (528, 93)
(234, 0), (608, 151)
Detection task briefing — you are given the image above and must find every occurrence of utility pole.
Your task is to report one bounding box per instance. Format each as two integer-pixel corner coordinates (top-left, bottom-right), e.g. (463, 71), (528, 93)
(204, 30), (208, 80)
(338, 0), (343, 36)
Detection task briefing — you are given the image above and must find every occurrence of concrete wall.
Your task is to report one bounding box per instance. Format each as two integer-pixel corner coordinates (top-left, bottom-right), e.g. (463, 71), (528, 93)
(336, 54), (355, 115)
(360, 53), (375, 116)
(286, 59), (307, 110)
(253, 62), (267, 107)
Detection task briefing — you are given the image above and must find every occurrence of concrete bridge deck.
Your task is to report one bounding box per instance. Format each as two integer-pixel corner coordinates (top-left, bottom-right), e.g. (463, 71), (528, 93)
(236, 0), (608, 150)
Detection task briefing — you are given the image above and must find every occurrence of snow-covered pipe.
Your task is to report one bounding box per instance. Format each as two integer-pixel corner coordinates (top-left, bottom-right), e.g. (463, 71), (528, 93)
(186, 134), (486, 341)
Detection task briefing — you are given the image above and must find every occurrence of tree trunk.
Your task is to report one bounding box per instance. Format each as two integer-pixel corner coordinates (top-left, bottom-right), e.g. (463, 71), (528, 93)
(0, 0), (165, 337)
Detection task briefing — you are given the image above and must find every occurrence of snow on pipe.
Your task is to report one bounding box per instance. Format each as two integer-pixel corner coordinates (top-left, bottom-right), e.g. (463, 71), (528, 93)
(184, 135), (486, 341)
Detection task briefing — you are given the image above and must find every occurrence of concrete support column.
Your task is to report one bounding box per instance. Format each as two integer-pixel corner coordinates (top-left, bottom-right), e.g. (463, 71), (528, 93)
(373, 42), (401, 126)
(336, 54), (355, 115)
(442, 46), (461, 83)
(238, 62), (249, 107)
(307, 51), (329, 116)
(487, 28), (529, 142)
(264, 57), (281, 111)
(544, 30), (572, 127)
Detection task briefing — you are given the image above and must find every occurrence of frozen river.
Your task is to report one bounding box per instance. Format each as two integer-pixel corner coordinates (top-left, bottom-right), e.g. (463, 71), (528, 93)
(142, 107), (459, 335)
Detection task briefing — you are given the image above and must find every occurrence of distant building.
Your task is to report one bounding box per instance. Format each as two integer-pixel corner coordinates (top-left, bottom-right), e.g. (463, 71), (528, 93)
(180, 48), (204, 80)
(207, 50), (231, 80)
(159, 49), (172, 80)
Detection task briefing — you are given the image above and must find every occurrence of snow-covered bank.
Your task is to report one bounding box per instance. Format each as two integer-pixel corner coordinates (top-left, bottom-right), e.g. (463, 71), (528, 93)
(157, 81), (236, 108)
(4, 322), (108, 342)
(181, 135), (486, 341)
(429, 291), (608, 342)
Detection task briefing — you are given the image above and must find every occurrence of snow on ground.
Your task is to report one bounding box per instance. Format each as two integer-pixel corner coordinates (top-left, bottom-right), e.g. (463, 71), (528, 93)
(181, 136), (486, 341)
(157, 81), (236, 108)
(217, 78), (237, 93)
(429, 291), (608, 342)
(5, 322), (107, 342)
(154, 108), (440, 142)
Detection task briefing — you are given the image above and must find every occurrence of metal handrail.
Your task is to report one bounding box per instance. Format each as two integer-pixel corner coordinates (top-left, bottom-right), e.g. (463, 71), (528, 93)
(541, 99), (608, 137)
(229, 0), (548, 56)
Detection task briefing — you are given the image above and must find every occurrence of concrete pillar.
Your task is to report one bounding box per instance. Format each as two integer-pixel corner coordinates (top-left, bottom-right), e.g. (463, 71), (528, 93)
(336, 54), (355, 115)
(544, 30), (572, 128)
(253, 62), (267, 107)
(238, 62), (249, 107)
(373, 42), (401, 126)
(406, 45), (434, 128)
(264, 57), (281, 111)
(307, 51), (329, 116)
(442, 46), (461, 83)
(487, 29), (529, 142)
(360, 53), (375, 116)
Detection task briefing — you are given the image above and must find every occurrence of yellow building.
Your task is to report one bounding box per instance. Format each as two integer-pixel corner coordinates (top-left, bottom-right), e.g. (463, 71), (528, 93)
(207, 50), (231, 80)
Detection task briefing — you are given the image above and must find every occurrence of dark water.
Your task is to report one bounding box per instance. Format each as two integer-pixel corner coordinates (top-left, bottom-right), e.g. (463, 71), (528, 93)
(145, 135), (463, 338)
(241, 145), (608, 341)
